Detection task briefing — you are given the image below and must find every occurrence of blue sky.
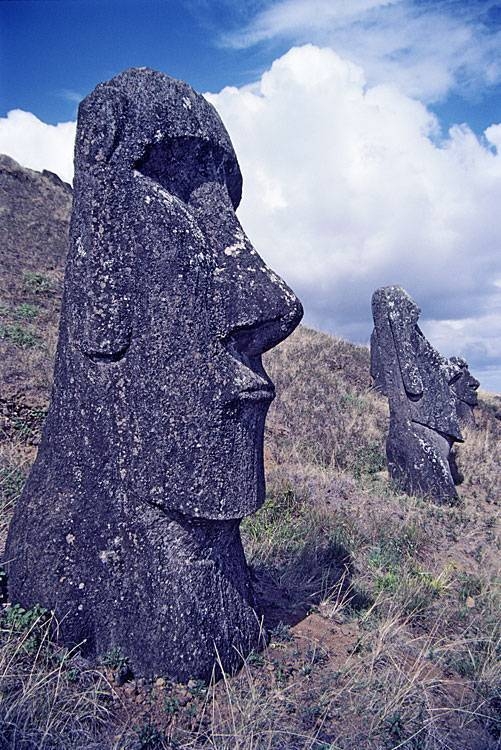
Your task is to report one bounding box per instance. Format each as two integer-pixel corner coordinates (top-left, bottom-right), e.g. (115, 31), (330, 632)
(0, 1), (262, 121)
(1, 0), (501, 391)
(0, 0), (290, 122)
(2, 0), (501, 131)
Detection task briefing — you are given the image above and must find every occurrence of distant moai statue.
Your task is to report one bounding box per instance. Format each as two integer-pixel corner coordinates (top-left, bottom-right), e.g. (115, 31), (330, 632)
(448, 356), (480, 427)
(5, 69), (303, 680)
(370, 286), (478, 504)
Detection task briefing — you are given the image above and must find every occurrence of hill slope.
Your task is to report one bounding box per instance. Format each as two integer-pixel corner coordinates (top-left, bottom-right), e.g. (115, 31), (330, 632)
(0, 155), (71, 405)
(0, 157), (499, 750)
(0, 154), (71, 277)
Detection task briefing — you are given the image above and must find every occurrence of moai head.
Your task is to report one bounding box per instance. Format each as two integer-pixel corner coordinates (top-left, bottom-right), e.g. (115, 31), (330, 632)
(369, 286), (477, 503)
(448, 356), (479, 407)
(66, 68), (303, 520)
(447, 356), (480, 426)
(370, 285), (461, 441)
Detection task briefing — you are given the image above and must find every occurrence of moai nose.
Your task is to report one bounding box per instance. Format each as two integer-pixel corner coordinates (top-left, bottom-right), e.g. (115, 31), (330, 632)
(470, 375), (480, 391)
(188, 181), (303, 357)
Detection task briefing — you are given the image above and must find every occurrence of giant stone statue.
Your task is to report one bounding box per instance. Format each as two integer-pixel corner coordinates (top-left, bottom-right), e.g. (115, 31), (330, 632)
(5, 68), (303, 680)
(370, 286), (478, 504)
(448, 356), (480, 428)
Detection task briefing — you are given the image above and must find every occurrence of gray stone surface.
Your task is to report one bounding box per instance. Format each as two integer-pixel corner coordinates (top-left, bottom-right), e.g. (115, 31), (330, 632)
(370, 286), (478, 503)
(5, 68), (303, 680)
(448, 356), (479, 427)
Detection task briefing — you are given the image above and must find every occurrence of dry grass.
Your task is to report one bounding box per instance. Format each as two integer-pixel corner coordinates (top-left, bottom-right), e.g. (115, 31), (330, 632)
(264, 326), (388, 473)
(455, 415), (501, 505)
(0, 319), (499, 749)
(0, 609), (113, 749)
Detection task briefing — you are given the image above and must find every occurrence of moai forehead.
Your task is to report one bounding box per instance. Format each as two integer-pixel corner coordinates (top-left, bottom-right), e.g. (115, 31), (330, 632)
(75, 67), (242, 207)
(372, 285), (420, 323)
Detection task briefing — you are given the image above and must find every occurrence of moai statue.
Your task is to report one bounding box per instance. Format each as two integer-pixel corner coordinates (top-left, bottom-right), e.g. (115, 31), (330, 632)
(446, 356), (480, 484)
(448, 356), (479, 428)
(370, 286), (472, 504)
(5, 69), (303, 680)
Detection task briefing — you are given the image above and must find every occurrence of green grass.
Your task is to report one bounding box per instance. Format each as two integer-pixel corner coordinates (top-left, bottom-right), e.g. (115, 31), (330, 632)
(22, 271), (54, 295)
(0, 322), (40, 348)
(14, 303), (40, 321)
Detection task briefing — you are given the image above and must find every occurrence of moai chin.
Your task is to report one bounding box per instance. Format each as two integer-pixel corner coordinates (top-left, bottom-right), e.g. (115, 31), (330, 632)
(370, 286), (478, 504)
(5, 68), (303, 680)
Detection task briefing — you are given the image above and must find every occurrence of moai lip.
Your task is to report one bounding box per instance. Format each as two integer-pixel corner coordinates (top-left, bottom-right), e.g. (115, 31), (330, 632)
(5, 68), (303, 680)
(370, 285), (478, 504)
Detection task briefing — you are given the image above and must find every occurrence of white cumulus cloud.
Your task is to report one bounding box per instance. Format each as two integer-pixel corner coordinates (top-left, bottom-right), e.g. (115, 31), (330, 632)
(224, 0), (501, 102)
(206, 44), (501, 390)
(1, 44), (500, 390)
(0, 110), (76, 184)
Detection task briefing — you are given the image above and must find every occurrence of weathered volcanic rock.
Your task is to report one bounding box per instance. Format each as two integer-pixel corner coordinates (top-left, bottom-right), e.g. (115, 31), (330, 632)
(449, 356), (480, 428)
(370, 286), (478, 504)
(5, 68), (303, 680)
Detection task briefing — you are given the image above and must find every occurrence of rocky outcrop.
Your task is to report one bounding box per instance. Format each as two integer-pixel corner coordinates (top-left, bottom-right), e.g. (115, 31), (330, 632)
(0, 154), (71, 289)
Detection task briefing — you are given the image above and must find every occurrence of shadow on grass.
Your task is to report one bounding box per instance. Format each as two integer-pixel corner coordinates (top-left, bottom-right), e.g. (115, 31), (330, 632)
(251, 539), (372, 630)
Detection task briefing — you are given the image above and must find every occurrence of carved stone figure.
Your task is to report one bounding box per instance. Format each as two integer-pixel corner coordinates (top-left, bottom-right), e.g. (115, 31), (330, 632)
(370, 286), (478, 504)
(448, 356), (480, 427)
(5, 68), (303, 680)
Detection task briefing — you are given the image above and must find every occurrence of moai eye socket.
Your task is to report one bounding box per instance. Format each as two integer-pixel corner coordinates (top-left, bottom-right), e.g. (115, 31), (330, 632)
(134, 136), (241, 207)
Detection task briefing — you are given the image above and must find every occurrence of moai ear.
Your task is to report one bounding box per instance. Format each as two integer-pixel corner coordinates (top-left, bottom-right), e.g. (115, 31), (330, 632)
(389, 313), (424, 399)
(70, 86), (134, 360)
(76, 83), (125, 166)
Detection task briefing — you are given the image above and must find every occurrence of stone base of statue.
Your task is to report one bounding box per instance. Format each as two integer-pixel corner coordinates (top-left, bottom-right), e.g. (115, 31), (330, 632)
(6, 461), (262, 679)
(386, 419), (459, 504)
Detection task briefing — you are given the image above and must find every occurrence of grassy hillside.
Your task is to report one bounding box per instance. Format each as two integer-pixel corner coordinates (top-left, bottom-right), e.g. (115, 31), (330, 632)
(0, 158), (499, 749)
